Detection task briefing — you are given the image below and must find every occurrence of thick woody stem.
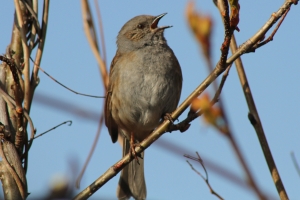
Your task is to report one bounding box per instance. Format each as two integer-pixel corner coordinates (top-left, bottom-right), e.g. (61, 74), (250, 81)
(0, 56), (24, 156)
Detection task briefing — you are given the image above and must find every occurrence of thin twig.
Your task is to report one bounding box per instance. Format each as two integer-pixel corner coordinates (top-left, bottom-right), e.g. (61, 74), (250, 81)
(29, 57), (104, 98)
(211, 64), (232, 104)
(31, 120), (72, 140)
(185, 152), (224, 200)
(253, 7), (290, 50)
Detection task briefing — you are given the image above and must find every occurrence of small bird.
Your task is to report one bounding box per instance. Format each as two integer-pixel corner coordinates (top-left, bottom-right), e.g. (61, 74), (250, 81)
(105, 13), (182, 200)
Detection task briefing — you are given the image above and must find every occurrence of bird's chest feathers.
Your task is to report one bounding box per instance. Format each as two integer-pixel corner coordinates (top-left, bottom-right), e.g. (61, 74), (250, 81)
(119, 47), (174, 100)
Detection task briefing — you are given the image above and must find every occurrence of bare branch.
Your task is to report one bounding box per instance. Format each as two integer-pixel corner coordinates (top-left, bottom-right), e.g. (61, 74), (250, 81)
(29, 57), (105, 98)
(251, 7), (290, 51)
(30, 120), (72, 140)
(185, 152), (224, 200)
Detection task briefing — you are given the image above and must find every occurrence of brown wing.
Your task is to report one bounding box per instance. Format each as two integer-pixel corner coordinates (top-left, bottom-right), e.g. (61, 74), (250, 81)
(104, 51), (120, 143)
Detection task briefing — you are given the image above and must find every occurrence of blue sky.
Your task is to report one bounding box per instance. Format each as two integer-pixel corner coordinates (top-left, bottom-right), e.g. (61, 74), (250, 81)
(1, 1), (300, 199)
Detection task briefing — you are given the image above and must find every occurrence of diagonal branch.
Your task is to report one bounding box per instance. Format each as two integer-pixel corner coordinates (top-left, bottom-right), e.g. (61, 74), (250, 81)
(168, 64), (232, 133)
(250, 7), (290, 51)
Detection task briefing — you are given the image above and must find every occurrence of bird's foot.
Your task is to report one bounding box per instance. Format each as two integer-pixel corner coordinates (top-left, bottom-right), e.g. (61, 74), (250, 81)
(164, 113), (175, 124)
(130, 135), (143, 165)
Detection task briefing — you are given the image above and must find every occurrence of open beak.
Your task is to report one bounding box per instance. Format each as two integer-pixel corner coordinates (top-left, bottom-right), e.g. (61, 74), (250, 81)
(151, 13), (172, 30)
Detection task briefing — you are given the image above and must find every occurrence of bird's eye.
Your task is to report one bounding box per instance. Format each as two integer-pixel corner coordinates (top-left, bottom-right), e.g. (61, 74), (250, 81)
(137, 24), (144, 29)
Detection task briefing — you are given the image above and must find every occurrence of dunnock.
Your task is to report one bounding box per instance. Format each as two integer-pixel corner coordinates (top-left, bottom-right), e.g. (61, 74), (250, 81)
(105, 13), (182, 200)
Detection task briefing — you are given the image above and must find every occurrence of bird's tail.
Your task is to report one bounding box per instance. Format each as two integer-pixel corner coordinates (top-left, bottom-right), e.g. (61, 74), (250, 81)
(117, 136), (146, 200)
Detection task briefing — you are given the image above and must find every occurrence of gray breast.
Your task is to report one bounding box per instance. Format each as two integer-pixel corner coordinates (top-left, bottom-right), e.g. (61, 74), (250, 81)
(111, 44), (182, 137)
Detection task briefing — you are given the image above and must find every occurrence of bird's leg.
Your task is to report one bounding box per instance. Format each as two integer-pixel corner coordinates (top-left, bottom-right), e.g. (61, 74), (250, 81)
(130, 132), (143, 165)
(164, 113), (175, 124)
